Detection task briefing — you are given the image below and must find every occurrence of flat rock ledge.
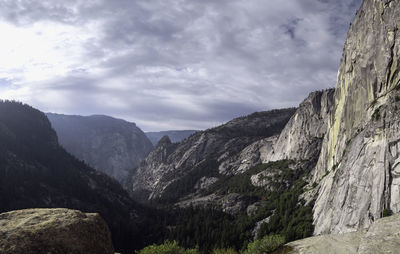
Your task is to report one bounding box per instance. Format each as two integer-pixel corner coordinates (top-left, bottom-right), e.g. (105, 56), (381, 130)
(0, 208), (114, 254)
(283, 213), (400, 254)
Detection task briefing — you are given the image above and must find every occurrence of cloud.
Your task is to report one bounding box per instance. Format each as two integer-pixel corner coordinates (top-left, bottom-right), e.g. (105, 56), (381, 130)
(0, 0), (362, 131)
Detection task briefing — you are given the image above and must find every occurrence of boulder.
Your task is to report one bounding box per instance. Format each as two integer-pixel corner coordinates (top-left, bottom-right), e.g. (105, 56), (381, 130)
(0, 208), (114, 254)
(284, 212), (400, 254)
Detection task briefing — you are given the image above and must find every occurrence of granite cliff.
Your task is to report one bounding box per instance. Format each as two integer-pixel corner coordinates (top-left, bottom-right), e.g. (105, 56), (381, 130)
(46, 113), (153, 183)
(311, 0), (400, 235)
(129, 0), (400, 241)
(130, 0), (400, 242)
(263, 89), (335, 164)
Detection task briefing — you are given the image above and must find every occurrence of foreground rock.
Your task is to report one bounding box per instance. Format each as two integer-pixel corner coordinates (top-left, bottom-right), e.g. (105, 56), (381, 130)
(284, 213), (400, 254)
(0, 208), (114, 254)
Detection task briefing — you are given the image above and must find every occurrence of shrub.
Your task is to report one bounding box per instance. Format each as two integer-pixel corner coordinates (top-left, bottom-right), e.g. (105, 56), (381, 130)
(213, 248), (238, 254)
(136, 240), (199, 254)
(383, 208), (393, 217)
(372, 108), (380, 121)
(241, 235), (285, 254)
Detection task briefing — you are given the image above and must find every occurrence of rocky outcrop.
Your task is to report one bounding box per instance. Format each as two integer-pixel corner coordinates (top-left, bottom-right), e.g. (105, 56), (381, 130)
(145, 130), (198, 145)
(252, 215), (273, 240)
(0, 208), (114, 254)
(131, 109), (296, 202)
(218, 136), (278, 175)
(283, 212), (400, 254)
(47, 113), (153, 183)
(217, 89), (335, 179)
(131, 136), (178, 202)
(312, 0), (400, 234)
(221, 193), (250, 215)
(263, 89), (335, 164)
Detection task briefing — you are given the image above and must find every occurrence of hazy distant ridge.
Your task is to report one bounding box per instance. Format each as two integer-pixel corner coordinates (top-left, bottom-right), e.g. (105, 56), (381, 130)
(145, 130), (198, 145)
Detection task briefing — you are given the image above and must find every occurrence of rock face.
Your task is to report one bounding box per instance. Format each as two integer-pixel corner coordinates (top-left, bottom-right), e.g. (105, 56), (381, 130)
(145, 130), (198, 146)
(263, 89), (335, 164)
(46, 113), (153, 183)
(131, 109), (296, 202)
(0, 208), (114, 254)
(284, 213), (400, 254)
(312, 0), (400, 234)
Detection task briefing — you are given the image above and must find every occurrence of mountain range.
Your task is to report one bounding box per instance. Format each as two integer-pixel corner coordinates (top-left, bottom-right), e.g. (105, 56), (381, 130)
(1, 0), (400, 253)
(0, 102), (161, 253)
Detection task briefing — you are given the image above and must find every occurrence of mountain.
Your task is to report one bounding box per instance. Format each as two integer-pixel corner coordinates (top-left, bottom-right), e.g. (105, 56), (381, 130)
(4, 0), (400, 252)
(132, 0), (400, 250)
(128, 93), (337, 252)
(145, 130), (198, 146)
(46, 113), (153, 183)
(0, 101), (160, 253)
(130, 108), (296, 203)
(310, 0), (400, 235)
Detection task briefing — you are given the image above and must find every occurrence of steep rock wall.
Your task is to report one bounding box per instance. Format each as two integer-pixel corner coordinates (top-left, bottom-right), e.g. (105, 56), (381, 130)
(263, 89), (335, 164)
(313, 0), (400, 234)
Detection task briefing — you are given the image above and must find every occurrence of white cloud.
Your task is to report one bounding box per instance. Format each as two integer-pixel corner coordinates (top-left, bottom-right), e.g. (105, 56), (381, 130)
(0, 0), (362, 131)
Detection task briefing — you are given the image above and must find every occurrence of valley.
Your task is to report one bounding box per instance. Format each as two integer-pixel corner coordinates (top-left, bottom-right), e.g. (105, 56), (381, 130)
(1, 0), (400, 253)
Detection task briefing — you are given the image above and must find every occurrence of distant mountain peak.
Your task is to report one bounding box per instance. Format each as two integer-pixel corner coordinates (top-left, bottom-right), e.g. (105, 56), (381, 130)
(46, 113), (153, 183)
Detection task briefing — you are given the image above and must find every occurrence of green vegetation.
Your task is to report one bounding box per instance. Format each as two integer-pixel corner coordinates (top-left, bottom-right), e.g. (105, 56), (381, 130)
(206, 160), (298, 197)
(148, 160), (314, 253)
(212, 248), (238, 254)
(257, 180), (314, 242)
(136, 241), (199, 254)
(158, 159), (219, 204)
(165, 207), (243, 252)
(242, 235), (285, 254)
(372, 108), (381, 121)
(137, 235), (287, 254)
(383, 208), (393, 217)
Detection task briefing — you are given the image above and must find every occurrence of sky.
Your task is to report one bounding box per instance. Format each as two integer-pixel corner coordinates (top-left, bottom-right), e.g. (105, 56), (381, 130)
(0, 0), (362, 131)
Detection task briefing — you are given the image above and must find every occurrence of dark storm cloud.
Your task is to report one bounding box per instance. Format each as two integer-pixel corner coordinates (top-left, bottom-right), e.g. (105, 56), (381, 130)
(0, 0), (363, 131)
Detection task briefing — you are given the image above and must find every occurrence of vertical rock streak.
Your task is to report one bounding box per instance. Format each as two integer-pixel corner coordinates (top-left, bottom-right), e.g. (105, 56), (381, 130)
(313, 0), (400, 234)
